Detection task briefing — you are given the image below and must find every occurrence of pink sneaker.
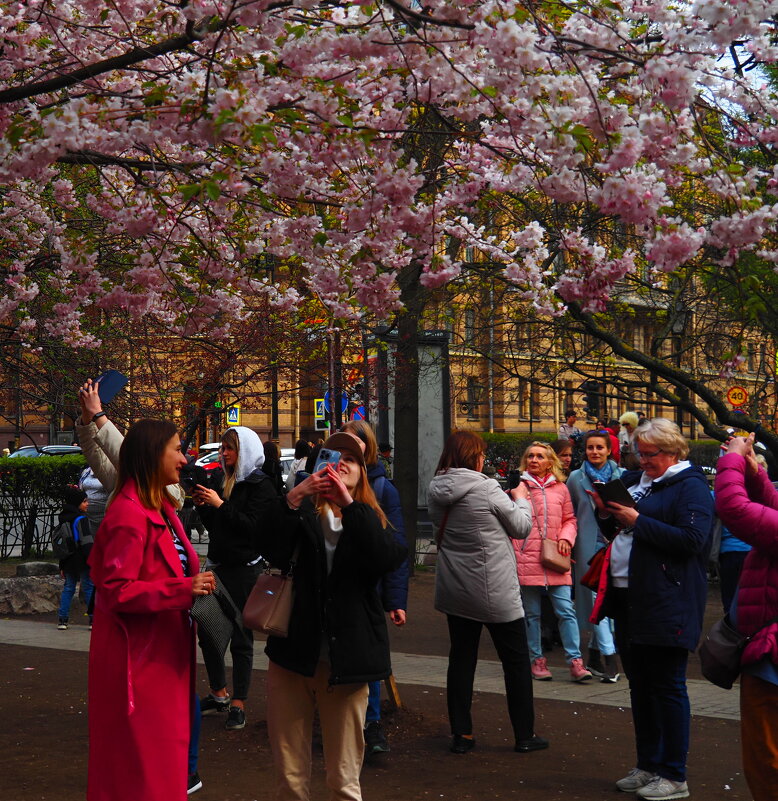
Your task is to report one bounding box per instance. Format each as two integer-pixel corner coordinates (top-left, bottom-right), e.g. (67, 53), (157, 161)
(531, 657), (552, 681)
(570, 657), (593, 682)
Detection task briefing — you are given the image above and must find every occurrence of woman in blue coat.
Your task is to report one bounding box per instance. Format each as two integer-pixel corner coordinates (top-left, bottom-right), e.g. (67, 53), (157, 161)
(590, 418), (712, 801)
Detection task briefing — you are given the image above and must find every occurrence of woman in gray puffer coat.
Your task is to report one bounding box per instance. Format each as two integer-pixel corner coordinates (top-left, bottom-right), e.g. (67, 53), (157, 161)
(428, 431), (549, 755)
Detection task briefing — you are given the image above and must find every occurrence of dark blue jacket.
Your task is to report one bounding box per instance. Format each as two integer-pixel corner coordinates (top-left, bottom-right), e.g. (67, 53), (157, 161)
(601, 464), (713, 651)
(368, 462), (409, 612)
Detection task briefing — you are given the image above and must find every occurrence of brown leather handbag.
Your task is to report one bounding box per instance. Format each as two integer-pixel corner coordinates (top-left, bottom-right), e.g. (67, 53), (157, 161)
(242, 543), (300, 638)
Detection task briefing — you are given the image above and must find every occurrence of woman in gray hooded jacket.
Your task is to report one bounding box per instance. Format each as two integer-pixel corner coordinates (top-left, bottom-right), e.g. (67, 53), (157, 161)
(193, 426), (278, 731)
(428, 431), (549, 755)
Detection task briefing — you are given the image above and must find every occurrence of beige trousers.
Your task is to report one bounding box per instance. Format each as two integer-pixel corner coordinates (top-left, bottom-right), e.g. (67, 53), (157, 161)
(266, 660), (368, 801)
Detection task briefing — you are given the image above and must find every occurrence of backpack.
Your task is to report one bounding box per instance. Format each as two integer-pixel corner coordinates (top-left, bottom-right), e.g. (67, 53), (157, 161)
(50, 515), (91, 560)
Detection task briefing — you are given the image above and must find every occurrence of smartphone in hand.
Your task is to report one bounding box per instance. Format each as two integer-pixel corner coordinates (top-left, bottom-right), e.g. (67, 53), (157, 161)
(313, 448), (340, 473)
(93, 370), (129, 404)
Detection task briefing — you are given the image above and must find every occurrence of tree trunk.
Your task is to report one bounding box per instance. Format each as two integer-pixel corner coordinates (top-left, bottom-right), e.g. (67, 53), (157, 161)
(393, 261), (428, 574)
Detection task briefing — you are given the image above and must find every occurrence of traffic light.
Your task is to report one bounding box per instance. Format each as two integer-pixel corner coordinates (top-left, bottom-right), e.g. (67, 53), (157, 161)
(581, 380), (601, 420)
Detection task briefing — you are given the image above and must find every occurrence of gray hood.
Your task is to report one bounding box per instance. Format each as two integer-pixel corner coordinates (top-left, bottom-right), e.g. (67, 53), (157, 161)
(428, 468), (492, 507)
(222, 426), (265, 483)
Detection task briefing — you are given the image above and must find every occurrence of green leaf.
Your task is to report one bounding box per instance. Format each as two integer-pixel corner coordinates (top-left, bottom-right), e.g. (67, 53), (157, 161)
(482, 85), (498, 98)
(180, 184), (201, 202)
(313, 232), (329, 246)
(204, 180), (221, 201)
(337, 114), (354, 128)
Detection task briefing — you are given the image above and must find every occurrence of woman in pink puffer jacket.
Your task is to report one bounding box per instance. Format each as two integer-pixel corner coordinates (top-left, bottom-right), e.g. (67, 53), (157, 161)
(514, 442), (592, 683)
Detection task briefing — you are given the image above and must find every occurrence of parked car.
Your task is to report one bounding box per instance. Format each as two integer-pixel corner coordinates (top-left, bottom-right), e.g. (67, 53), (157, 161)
(195, 450), (222, 472)
(280, 448), (295, 485)
(8, 445), (82, 458)
(7, 446), (39, 458)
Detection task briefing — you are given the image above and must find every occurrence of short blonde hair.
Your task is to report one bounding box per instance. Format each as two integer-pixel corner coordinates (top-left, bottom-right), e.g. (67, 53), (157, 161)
(619, 411), (639, 429)
(634, 417), (688, 459)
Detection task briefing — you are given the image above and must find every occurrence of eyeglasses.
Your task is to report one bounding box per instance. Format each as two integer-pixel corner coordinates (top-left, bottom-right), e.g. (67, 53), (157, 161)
(637, 449), (663, 460)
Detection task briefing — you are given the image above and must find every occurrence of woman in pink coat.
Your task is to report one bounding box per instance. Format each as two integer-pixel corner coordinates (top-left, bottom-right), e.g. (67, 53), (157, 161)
(87, 420), (216, 801)
(513, 442), (592, 683)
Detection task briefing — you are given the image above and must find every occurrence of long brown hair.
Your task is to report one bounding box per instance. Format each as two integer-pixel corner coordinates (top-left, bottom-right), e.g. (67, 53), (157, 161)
(341, 419), (378, 466)
(113, 419), (179, 510)
(435, 430), (485, 473)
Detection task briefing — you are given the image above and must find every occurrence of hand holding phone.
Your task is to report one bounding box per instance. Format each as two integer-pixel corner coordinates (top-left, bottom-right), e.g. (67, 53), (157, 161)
(313, 448), (341, 474)
(93, 370), (128, 404)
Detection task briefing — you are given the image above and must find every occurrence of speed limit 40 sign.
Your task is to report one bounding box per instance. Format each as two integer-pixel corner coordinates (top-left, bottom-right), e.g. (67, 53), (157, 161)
(726, 386), (748, 407)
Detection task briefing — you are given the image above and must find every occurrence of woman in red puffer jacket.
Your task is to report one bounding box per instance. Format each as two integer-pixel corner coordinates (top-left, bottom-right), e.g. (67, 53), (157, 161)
(513, 442), (591, 684)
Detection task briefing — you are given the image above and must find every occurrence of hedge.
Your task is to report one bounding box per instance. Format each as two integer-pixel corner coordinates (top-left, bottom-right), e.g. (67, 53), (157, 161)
(0, 455), (87, 559)
(480, 432), (559, 473)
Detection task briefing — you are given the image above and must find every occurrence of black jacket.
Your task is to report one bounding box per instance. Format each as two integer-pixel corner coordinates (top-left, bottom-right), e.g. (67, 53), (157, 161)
(259, 499), (406, 684)
(198, 472), (277, 567)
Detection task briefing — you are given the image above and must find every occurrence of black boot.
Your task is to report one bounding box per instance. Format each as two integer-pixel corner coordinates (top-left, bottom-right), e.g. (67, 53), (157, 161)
(586, 647), (604, 678)
(601, 652), (620, 683)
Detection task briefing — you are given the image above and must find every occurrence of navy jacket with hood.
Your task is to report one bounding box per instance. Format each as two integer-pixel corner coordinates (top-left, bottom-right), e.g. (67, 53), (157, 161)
(599, 464), (713, 651)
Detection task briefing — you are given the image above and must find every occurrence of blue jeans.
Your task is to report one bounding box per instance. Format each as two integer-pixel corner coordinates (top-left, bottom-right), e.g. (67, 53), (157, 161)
(58, 569), (94, 620)
(522, 585), (582, 662)
(366, 681), (381, 723)
(587, 593), (617, 656)
(189, 692), (200, 774)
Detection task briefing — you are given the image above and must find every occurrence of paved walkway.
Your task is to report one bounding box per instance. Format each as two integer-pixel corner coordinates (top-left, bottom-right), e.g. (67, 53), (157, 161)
(0, 617), (740, 721)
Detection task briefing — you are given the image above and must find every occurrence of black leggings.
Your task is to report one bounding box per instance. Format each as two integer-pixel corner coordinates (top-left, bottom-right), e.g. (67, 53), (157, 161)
(199, 563), (260, 701)
(446, 614), (535, 741)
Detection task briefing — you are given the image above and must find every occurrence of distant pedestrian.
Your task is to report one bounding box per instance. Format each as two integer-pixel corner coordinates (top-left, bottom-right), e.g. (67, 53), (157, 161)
(558, 410), (581, 441)
(56, 487), (94, 630)
(285, 439), (311, 491)
(378, 441), (394, 479)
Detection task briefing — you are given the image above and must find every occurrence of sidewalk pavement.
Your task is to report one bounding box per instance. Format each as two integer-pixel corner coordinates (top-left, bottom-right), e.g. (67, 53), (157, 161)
(0, 617), (740, 721)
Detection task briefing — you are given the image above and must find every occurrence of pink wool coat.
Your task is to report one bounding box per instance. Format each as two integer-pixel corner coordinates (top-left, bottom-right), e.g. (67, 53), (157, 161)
(87, 479), (198, 801)
(513, 474), (577, 586)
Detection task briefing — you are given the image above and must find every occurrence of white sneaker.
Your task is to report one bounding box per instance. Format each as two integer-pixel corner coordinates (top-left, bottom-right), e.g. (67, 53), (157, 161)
(616, 768), (657, 793)
(636, 776), (689, 800)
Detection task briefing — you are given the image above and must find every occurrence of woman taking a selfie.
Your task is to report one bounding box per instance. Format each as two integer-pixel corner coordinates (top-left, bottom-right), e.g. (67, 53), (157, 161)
(193, 426), (276, 731)
(87, 420), (216, 801)
(257, 432), (405, 800)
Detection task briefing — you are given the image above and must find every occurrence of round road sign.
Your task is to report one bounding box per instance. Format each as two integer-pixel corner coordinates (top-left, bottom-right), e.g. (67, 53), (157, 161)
(726, 386), (748, 407)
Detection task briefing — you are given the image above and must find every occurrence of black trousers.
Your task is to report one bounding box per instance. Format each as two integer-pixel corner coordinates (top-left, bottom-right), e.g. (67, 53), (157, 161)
(199, 563), (260, 701)
(446, 614), (535, 742)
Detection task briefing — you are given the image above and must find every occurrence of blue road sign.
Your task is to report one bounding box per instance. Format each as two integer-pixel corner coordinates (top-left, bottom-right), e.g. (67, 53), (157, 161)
(323, 390), (348, 414)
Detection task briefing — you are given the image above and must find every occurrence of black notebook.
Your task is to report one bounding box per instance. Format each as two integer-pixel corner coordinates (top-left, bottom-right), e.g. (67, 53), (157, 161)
(592, 478), (636, 508)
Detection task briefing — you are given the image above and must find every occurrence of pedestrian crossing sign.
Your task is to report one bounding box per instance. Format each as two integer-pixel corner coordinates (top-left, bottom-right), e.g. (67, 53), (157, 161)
(226, 406), (241, 426)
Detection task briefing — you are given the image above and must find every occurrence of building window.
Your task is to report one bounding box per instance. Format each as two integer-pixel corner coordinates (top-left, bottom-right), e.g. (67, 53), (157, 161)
(464, 377), (480, 420)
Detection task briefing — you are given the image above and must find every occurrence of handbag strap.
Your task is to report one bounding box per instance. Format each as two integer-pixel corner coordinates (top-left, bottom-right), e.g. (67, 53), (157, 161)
(283, 541), (302, 578)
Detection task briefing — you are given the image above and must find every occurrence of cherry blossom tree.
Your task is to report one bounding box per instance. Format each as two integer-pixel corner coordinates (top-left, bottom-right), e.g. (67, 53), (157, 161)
(4, 0), (778, 553)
